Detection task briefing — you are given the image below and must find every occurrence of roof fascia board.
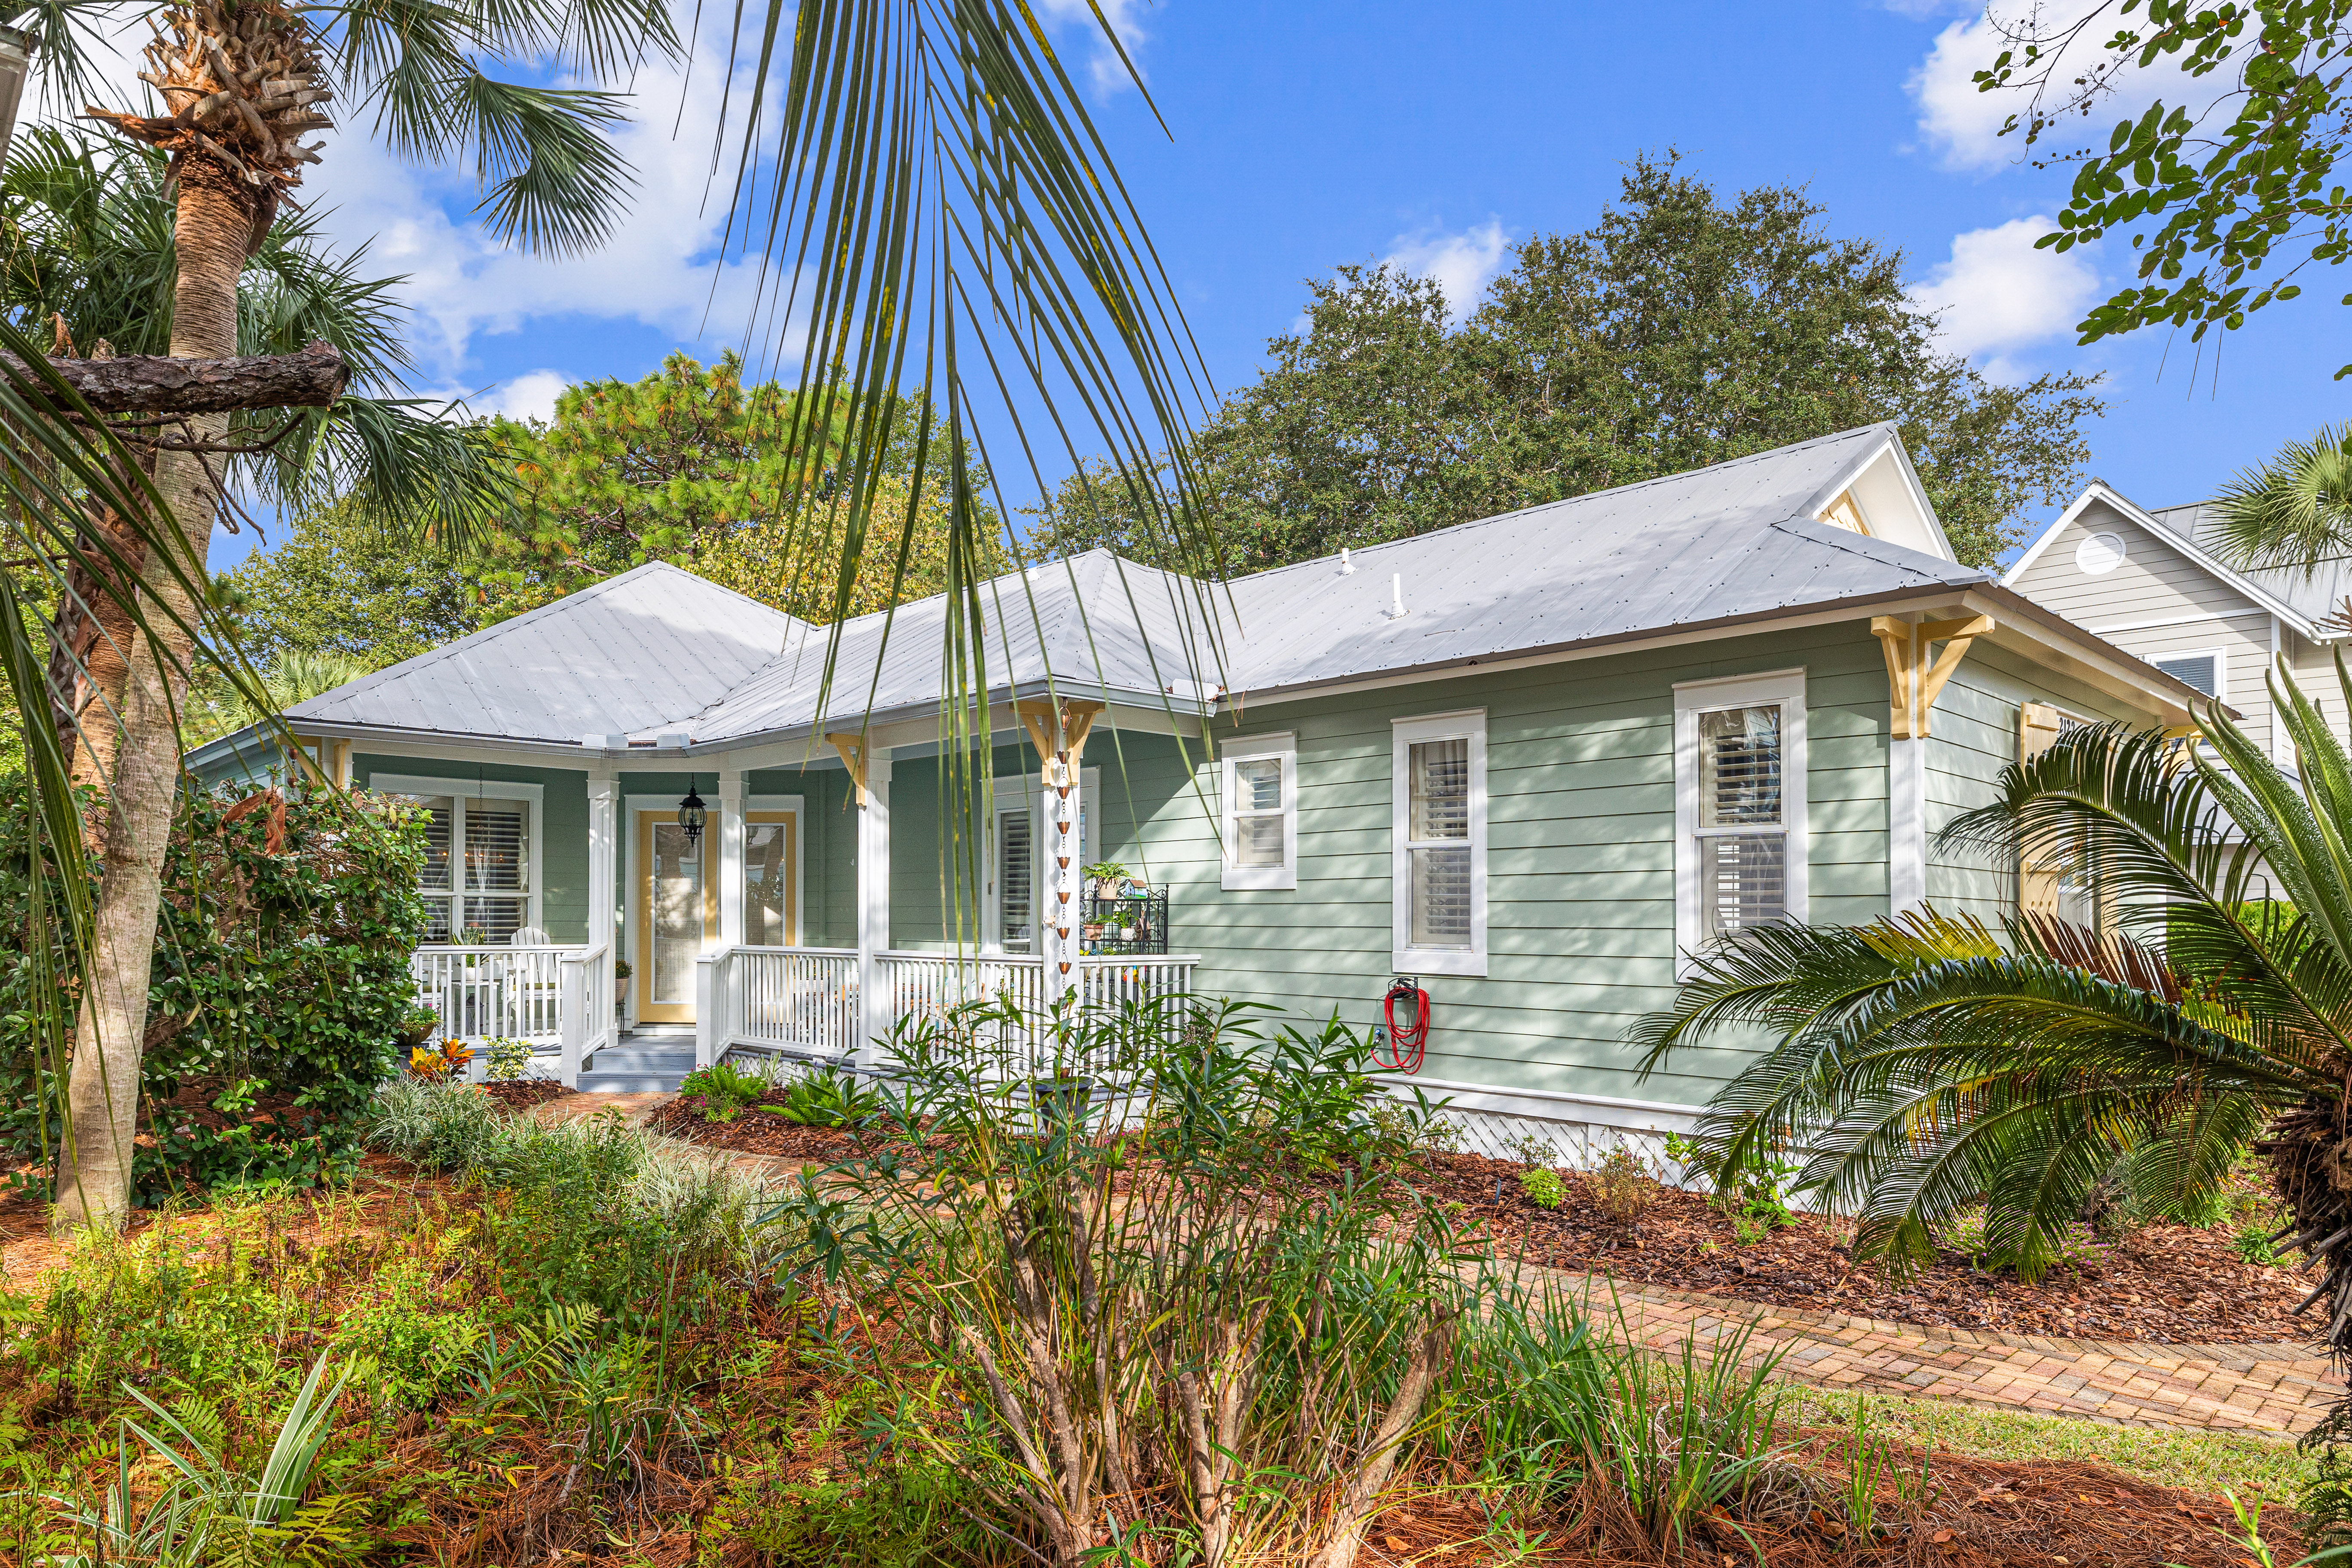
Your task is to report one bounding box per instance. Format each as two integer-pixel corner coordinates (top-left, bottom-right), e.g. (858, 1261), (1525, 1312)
(1227, 582), (2208, 723)
(2016, 482), (2318, 639)
(332, 733), (611, 770)
(2001, 484), (2108, 583)
(680, 684), (1210, 766)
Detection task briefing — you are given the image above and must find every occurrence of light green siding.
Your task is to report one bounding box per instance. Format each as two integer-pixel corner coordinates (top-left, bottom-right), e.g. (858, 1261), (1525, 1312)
(1099, 624), (1893, 1112)
(1923, 643), (2153, 923)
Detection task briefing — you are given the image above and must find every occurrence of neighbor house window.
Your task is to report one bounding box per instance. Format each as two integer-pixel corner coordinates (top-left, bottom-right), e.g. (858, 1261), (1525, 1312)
(2152, 650), (2222, 701)
(1222, 732), (1298, 890)
(1392, 711), (1487, 977)
(371, 775), (544, 944)
(1674, 671), (1807, 973)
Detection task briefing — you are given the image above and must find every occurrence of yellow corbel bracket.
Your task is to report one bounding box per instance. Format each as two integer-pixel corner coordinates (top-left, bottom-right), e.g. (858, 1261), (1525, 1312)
(825, 732), (870, 808)
(1013, 697), (1104, 769)
(1871, 615), (1994, 739)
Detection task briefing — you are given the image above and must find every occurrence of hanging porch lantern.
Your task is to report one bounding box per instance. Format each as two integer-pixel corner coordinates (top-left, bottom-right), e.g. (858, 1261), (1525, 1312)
(677, 777), (707, 848)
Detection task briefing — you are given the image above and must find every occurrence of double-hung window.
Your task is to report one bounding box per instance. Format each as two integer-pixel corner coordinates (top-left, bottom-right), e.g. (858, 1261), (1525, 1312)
(373, 775), (543, 943)
(1392, 711), (1487, 977)
(1221, 732), (1297, 890)
(1674, 671), (1807, 972)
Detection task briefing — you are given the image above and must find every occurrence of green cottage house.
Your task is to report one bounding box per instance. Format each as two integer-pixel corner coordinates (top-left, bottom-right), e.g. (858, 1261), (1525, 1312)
(189, 423), (2207, 1157)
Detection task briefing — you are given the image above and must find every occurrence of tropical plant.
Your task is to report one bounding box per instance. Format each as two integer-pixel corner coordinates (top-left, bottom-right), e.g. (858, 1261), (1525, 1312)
(46, 1352), (360, 1567)
(10, 0), (1213, 1242)
(2206, 423), (2352, 591)
(759, 1065), (884, 1128)
(779, 993), (1463, 1566)
(1628, 670), (2352, 1400)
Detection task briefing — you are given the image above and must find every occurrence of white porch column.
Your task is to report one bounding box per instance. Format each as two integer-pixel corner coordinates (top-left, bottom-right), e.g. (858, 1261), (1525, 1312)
(584, 773), (618, 1080)
(694, 952), (718, 1068)
(855, 751), (893, 1062)
(1043, 751), (1081, 1005)
(717, 770), (745, 948)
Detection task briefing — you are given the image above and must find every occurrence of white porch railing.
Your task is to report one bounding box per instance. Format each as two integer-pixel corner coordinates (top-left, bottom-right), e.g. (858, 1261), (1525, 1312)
(704, 946), (1201, 1064)
(410, 943), (612, 1089)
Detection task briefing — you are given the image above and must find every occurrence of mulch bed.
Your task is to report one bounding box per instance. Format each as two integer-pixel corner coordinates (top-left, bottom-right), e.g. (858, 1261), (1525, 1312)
(480, 1079), (576, 1112)
(1362, 1449), (2304, 1567)
(1418, 1150), (2314, 1345)
(646, 1094), (882, 1160)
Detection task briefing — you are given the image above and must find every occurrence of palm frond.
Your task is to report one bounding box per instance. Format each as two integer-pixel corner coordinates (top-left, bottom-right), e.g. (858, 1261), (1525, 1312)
(2210, 423), (2352, 577)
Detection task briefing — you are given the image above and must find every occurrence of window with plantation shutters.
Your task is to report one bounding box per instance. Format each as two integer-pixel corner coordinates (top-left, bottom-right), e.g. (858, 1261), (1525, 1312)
(1392, 712), (1487, 977)
(1222, 732), (1298, 890)
(377, 781), (540, 943)
(1675, 671), (1809, 974)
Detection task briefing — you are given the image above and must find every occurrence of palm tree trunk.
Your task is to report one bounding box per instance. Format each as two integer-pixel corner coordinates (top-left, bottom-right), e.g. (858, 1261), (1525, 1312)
(49, 159), (245, 1234)
(47, 496), (153, 795)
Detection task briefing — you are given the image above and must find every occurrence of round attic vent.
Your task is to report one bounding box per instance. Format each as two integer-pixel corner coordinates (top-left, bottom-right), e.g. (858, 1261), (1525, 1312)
(2075, 532), (2127, 575)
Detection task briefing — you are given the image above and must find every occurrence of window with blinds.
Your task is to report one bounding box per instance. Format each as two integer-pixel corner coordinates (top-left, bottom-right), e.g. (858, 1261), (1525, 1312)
(1222, 732), (1298, 890)
(2153, 652), (2219, 699)
(1692, 705), (1788, 939)
(998, 807), (1034, 953)
(1408, 738), (1473, 947)
(1393, 714), (1486, 974)
(390, 792), (530, 942)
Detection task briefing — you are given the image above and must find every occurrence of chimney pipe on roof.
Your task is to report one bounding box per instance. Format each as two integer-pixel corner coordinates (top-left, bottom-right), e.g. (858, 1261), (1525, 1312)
(1386, 573), (1406, 620)
(1339, 546), (1354, 575)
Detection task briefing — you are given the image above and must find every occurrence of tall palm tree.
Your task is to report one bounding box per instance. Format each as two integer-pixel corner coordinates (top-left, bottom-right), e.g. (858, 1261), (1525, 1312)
(2209, 423), (2352, 581)
(5, 0), (1217, 1234)
(1631, 673), (2352, 1381)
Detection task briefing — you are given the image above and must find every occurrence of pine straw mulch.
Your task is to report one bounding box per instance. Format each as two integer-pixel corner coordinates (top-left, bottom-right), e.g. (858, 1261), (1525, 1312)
(1417, 1151), (2312, 1345)
(1360, 1447), (2303, 1567)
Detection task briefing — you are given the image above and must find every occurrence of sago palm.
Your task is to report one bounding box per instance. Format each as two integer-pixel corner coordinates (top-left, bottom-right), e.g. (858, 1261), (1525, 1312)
(1631, 667), (2352, 1369)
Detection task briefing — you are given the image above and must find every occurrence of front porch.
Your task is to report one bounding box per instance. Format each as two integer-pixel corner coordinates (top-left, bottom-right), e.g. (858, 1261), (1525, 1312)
(408, 943), (1200, 1087)
(398, 694), (1204, 1090)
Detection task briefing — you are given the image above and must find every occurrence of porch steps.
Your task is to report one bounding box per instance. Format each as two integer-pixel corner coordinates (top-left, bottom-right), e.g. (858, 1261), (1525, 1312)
(575, 1029), (697, 1094)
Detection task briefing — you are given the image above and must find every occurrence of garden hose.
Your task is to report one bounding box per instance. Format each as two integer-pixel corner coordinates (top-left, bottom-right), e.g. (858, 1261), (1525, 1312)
(1377, 977), (1430, 1074)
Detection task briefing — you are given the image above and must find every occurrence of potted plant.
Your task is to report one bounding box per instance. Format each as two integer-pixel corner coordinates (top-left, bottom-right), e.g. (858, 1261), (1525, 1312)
(1084, 861), (1130, 901)
(613, 957), (633, 1006)
(396, 1002), (439, 1052)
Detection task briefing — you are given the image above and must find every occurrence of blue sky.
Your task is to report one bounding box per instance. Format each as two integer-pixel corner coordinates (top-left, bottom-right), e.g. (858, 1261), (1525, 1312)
(210, 0), (2352, 571)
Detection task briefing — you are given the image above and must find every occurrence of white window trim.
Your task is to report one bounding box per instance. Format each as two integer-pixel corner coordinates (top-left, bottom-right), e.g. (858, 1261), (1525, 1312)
(983, 767), (1098, 953)
(743, 794), (805, 948)
(368, 773), (545, 937)
(2150, 646), (2227, 704)
(1391, 710), (1487, 979)
(1673, 670), (1808, 978)
(1221, 731), (1298, 891)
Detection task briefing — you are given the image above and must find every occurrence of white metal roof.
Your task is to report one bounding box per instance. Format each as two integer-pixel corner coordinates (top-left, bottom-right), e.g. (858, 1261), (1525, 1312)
(217, 422), (2159, 760)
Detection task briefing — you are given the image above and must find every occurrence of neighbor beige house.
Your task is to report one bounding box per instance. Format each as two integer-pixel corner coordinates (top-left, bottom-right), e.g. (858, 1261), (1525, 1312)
(2004, 480), (2352, 760)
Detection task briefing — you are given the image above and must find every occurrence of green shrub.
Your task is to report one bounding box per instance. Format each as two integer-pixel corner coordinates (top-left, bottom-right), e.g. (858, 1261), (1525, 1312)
(482, 1037), (534, 1081)
(1518, 1167), (1565, 1209)
(679, 1059), (775, 1122)
(761, 1066), (885, 1127)
(0, 778), (429, 1201)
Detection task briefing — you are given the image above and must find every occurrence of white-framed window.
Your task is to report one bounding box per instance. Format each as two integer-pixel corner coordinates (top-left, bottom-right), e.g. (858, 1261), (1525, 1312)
(2151, 649), (2225, 702)
(1674, 671), (1807, 974)
(1221, 731), (1298, 891)
(1391, 711), (1486, 977)
(369, 774), (545, 943)
(986, 767), (1099, 953)
(743, 793), (805, 947)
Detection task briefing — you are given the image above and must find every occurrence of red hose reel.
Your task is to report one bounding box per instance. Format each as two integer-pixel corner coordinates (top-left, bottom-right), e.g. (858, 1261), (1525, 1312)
(1375, 976), (1431, 1074)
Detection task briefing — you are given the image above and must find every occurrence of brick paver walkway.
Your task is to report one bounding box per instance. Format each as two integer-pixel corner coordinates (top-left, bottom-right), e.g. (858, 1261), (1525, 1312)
(1535, 1267), (2340, 1436)
(546, 1090), (2340, 1436)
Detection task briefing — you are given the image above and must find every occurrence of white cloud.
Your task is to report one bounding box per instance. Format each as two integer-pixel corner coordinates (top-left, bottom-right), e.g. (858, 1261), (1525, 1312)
(478, 369), (570, 423)
(1035, 0), (1151, 94)
(1383, 220), (1509, 320)
(1905, 2), (2232, 175)
(292, 35), (792, 388)
(1910, 215), (2102, 377)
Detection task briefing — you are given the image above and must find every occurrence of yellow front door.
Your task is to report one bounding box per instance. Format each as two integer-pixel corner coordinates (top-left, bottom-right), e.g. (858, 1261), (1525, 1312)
(637, 813), (714, 1023)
